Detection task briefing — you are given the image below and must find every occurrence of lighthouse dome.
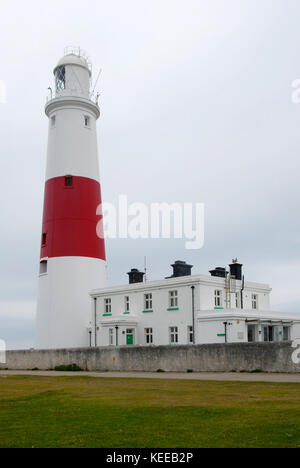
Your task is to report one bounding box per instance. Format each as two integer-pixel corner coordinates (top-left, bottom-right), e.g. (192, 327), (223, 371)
(54, 53), (91, 77)
(53, 48), (92, 98)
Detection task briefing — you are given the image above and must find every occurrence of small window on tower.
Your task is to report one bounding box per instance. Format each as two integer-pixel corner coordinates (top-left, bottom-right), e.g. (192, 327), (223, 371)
(84, 116), (90, 128)
(42, 233), (47, 247)
(51, 116), (56, 128)
(39, 260), (48, 275)
(65, 176), (73, 187)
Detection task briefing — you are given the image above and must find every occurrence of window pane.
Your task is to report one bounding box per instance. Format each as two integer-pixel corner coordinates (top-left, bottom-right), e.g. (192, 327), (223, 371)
(169, 291), (178, 308)
(145, 328), (153, 344)
(215, 290), (221, 306)
(283, 326), (290, 341)
(55, 66), (65, 93)
(145, 294), (152, 309)
(65, 176), (73, 187)
(105, 299), (111, 314)
(188, 326), (193, 344)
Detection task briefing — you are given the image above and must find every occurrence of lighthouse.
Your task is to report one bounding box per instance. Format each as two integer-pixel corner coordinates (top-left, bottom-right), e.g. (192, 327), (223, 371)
(36, 48), (106, 349)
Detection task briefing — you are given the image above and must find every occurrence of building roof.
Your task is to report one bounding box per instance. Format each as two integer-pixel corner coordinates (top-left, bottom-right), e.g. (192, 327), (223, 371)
(90, 273), (271, 297)
(197, 309), (300, 322)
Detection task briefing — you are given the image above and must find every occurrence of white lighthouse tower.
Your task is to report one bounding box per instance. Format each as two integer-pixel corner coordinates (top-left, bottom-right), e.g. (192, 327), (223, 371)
(36, 48), (107, 349)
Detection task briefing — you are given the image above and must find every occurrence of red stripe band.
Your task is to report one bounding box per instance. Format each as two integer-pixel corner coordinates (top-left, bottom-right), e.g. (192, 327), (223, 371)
(40, 176), (106, 260)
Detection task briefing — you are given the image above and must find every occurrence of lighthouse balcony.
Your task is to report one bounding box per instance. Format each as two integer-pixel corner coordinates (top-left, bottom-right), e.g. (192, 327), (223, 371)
(46, 90), (99, 106)
(45, 94), (100, 119)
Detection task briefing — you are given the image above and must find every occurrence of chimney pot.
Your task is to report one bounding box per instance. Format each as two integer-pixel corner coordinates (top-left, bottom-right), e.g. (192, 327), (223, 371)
(127, 268), (145, 284)
(229, 262), (243, 281)
(209, 267), (227, 278)
(167, 261), (193, 278)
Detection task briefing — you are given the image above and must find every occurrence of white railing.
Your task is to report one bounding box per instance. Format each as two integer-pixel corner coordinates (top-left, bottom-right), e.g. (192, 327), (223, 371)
(46, 89), (100, 106)
(63, 46), (92, 73)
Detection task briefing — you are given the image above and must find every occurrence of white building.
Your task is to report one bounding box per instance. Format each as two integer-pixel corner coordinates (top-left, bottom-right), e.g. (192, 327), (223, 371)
(90, 261), (300, 347)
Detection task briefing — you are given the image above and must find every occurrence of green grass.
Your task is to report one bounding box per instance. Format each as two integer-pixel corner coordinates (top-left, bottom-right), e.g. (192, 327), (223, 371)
(0, 376), (300, 448)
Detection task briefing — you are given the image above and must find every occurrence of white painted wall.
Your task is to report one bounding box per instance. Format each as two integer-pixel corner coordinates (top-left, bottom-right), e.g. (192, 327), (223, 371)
(45, 105), (100, 182)
(197, 318), (247, 344)
(93, 280), (197, 347)
(291, 323), (300, 341)
(90, 274), (285, 347)
(36, 257), (106, 349)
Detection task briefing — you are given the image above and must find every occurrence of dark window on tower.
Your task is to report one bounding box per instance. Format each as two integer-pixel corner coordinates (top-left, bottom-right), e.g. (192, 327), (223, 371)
(65, 176), (73, 187)
(55, 66), (66, 94)
(42, 233), (47, 246)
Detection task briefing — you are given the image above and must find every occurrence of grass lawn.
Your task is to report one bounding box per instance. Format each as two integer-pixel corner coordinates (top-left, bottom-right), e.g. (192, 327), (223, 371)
(0, 375), (300, 448)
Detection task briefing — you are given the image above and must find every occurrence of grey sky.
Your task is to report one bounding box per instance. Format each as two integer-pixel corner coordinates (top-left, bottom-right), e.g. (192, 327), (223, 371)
(0, 0), (300, 349)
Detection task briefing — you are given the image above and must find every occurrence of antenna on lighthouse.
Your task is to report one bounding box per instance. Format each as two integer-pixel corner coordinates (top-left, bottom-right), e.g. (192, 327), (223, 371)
(91, 68), (102, 97)
(144, 256), (147, 283)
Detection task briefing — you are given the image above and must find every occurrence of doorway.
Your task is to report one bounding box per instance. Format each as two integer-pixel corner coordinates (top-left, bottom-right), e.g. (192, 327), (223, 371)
(247, 324), (257, 342)
(126, 329), (134, 345)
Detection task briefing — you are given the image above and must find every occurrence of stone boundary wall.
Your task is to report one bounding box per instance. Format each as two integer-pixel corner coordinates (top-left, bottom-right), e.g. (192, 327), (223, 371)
(0, 342), (300, 373)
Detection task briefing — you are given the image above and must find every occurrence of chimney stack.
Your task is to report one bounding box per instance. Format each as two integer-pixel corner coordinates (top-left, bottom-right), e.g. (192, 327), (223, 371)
(229, 260), (243, 280)
(127, 269), (145, 284)
(209, 267), (227, 278)
(167, 261), (193, 278)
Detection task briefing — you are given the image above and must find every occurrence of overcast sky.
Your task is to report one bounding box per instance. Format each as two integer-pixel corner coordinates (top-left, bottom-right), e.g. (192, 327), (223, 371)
(0, 0), (300, 349)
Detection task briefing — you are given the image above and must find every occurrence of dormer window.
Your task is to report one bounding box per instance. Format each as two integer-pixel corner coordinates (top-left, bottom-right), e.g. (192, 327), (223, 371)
(65, 175), (73, 187)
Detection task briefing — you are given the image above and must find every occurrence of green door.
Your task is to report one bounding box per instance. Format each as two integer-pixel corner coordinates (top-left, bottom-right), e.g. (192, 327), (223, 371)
(126, 334), (134, 345)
